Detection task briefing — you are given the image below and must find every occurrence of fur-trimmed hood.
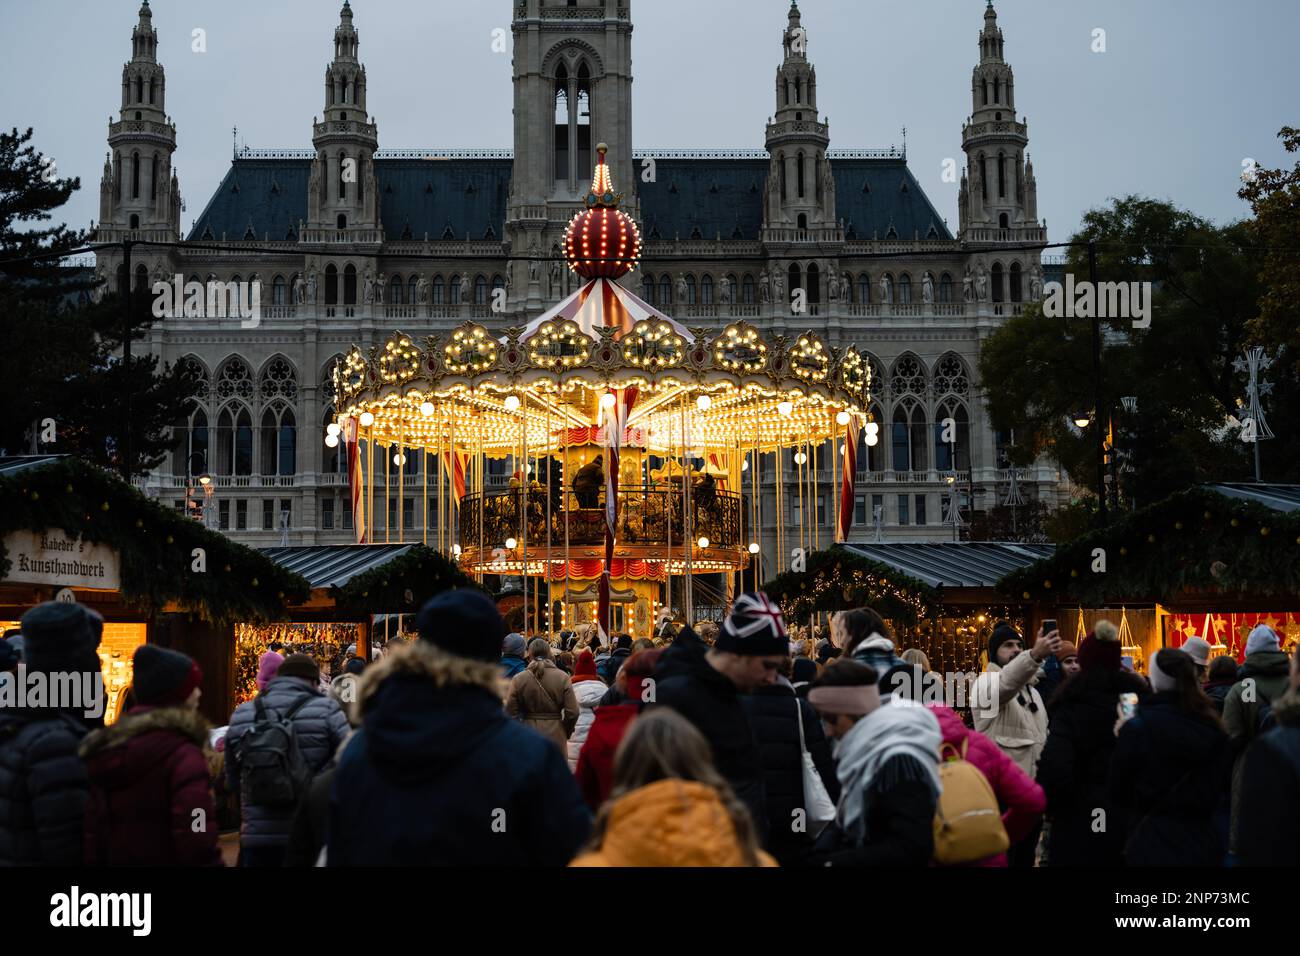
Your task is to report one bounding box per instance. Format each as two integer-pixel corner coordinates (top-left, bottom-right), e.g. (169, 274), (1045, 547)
(349, 640), (511, 783)
(79, 706), (210, 759)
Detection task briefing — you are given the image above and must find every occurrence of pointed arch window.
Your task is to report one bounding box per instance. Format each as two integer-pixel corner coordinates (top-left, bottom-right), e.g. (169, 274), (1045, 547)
(939, 273), (953, 303)
(150, 154), (159, 202)
(408, 276), (419, 305)
(134, 76), (143, 103)
(149, 77), (157, 105)
(998, 152), (1007, 199)
(642, 274), (655, 302)
(554, 63), (570, 184)
(131, 152), (140, 199)
(684, 275), (697, 305)
(432, 275), (445, 305)
(260, 405), (297, 476)
(450, 274), (462, 304)
(659, 275), (672, 306)
(576, 62), (592, 178)
(1009, 262), (1023, 302)
(325, 264), (338, 305)
(474, 275), (488, 305)
(701, 275), (714, 306)
(898, 273), (912, 304)
(344, 264), (357, 305)
(389, 274), (404, 304)
(979, 154), (988, 201)
(797, 152), (806, 199)
(272, 275), (287, 305)
(338, 152), (347, 200)
(779, 154), (787, 201)
(934, 401), (970, 472)
(807, 263), (820, 306)
(858, 273), (871, 304)
(742, 274), (755, 305)
(992, 263), (1005, 303)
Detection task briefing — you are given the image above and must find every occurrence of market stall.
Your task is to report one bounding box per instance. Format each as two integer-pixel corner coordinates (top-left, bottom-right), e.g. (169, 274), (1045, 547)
(0, 456), (309, 725)
(999, 483), (1300, 668)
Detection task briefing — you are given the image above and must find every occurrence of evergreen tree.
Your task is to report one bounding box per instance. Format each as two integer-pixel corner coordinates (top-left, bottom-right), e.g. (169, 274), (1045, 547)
(0, 127), (192, 475)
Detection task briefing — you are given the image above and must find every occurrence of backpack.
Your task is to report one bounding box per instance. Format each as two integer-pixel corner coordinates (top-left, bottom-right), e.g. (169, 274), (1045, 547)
(932, 738), (1010, 865)
(237, 693), (315, 809)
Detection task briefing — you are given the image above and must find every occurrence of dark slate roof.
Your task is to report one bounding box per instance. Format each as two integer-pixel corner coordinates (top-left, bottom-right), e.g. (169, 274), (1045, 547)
(188, 155), (950, 244)
(1206, 483), (1300, 513)
(840, 542), (1055, 589)
(188, 158), (512, 243)
(260, 544), (414, 589)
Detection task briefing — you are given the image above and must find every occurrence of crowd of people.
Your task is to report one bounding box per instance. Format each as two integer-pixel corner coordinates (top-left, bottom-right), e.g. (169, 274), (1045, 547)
(1, 593), (1298, 867)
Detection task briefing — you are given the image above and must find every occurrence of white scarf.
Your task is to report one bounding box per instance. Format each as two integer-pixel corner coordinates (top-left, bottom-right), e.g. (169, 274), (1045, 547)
(835, 699), (942, 838)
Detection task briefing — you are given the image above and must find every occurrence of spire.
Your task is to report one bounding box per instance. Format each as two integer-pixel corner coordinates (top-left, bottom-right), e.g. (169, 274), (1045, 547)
(131, 0), (158, 62)
(334, 0), (359, 62)
(980, 0), (1005, 62)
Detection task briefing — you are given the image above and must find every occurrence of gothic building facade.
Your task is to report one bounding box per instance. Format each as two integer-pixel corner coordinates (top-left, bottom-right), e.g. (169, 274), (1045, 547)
(95, 0), (1058, 557)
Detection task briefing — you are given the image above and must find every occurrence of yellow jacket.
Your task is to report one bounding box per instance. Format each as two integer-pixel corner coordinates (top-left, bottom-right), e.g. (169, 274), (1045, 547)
(571, 779), (778, 867)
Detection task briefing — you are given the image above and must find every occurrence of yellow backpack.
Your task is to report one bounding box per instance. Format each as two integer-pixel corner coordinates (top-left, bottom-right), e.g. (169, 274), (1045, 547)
(932, 738), (1010, 865)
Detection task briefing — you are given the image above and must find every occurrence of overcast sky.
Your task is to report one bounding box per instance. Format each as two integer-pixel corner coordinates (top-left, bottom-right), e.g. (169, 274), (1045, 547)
(5, 0), (1297, 243)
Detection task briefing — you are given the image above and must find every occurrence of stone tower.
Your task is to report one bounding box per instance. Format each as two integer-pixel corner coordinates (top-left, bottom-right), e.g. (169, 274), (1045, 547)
(763, 1), (836, 234)
(958, 1), (1038, 237)
(507, 0), (636, 310)
(307, 1), (381, 238)
(99, 0), (181, 244)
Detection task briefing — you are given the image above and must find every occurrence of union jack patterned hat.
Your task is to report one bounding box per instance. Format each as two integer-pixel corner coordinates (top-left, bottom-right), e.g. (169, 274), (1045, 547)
(717, 591), (789, 656)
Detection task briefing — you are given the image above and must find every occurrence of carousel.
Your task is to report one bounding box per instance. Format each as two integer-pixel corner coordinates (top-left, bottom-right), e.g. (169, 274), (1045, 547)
(328, 144), (876, 640)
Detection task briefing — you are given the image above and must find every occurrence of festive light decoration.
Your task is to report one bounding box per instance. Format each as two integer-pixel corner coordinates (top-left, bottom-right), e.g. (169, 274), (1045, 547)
(563, 144), (642, 280)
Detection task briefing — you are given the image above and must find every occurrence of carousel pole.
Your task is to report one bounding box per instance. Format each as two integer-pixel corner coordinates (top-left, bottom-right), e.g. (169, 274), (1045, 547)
(546, 390), (554, 639)
(520, 392), (529, 637)
(367, 428), (375, 551)
(397, 426), (405, 544)
(563, 419), (571, 632)
(422, 432), (428, 548)
(384, 439), (391, 545)
(812, 439), (819, 553)
(681, 392), (693, 624)
(477, 418), (485, 585)
(664, 408), (673, 623)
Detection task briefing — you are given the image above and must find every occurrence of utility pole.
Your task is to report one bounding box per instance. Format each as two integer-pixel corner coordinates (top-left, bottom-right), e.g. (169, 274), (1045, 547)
(121, 239), (133, 481)
(1088, 240), (1107, 527)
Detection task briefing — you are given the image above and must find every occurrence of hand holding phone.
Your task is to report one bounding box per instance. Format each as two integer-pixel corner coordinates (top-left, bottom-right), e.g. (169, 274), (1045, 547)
(1114, 692), (1138, 736)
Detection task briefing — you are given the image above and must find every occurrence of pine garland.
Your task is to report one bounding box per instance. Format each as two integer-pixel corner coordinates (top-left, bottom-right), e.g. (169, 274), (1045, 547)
(763, 547), (940, 624)
(998, 487), (1300, 604)
(331, 544), (484, 612)
(0, 458), (309, 623)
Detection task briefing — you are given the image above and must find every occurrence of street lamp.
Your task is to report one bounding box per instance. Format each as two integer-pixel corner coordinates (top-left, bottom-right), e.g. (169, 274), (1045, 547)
(1072, 411), (1093, 430)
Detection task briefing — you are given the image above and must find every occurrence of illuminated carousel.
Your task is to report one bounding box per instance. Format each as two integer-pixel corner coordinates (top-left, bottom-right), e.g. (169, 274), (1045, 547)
(329, 145), (875, 639)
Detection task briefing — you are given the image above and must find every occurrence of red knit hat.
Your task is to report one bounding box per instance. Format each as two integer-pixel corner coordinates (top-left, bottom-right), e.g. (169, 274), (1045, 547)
(1077, 632), (1120, 672)
(573, 648), (600, 681)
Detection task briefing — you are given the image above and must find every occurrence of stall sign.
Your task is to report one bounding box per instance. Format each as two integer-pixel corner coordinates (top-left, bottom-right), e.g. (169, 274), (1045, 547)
(2, 529), (121, 591)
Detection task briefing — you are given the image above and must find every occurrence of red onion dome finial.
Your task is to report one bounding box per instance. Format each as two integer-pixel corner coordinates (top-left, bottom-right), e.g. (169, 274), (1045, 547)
(563, 143), (642, 280)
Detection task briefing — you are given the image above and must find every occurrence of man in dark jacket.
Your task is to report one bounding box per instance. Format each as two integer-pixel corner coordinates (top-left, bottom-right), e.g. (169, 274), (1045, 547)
(226, 654), (350, 867)
(572, 454), (603, 508)
(598, 634), (633, 685)
(328, 588), (590, 866)
(1223, 624), (1293, 855)
(1035, 629), (1150, 866)
(1237, 651), (1300, 866)
(0, 602), (103, 866)
(743, 662), (840, 866)
(500, 632), (527, 679)
(653, 591), (788, 844)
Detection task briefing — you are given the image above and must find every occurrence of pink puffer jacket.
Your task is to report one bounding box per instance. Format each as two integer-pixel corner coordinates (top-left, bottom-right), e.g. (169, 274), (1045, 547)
(929, 705), (1046, 866)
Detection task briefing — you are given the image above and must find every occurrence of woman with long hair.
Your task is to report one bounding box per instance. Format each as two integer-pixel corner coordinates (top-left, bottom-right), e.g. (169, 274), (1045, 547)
(570, 709), (776, 867)
(1109, 648), (1233, 866)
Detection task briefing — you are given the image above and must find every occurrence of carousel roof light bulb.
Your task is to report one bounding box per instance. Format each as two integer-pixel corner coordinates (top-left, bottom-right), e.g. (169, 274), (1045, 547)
(795, 452), (807, 464)
(324, 434), (340, 448)
(359, 412), (375, 427)
(836, 411), (851, 426)
(326, 422), (342, 437)
(420, 401), (435, 417)
(866, 433), (879, 447)
(748, 542), (760, 555)
(600, 393), (617, 409)
(504, 394), (522, 412)
(698, 536), (710, 549)
(505, 537), (518, 550)
(696, 394), (712, 412)
(394, 453), (406, 466)
(778, 401), (794, 417)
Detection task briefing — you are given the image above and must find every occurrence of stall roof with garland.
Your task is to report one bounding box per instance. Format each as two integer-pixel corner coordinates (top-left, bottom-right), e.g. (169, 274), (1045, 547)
(998, 485), (1300, 605)
(841, 542), (1055, 590)
(0, 457), (310, 623)
(764, 546), (942, 625)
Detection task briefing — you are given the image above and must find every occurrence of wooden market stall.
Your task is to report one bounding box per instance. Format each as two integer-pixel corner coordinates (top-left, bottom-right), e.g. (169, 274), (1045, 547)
(0, 456), (309, 726)
(998, 484), (1300, 674)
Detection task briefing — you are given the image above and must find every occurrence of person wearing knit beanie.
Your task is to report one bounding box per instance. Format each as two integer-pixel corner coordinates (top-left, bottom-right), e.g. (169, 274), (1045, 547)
(716, 592), (789, 658)
(415, 588), (506, 662)
(256, 650), (284, 693)
(276, 653), (320, 684)
(1245, 624), (1279, 657)
(132, 645), (203, 709)
(987, 622), (1022, 665)
(1077, 620), (1122, 673)
(1055, 641), (1081, 678)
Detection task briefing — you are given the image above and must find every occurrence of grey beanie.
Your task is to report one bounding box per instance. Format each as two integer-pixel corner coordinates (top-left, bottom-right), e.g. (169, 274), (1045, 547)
(1245, 625), (1279, 657)
(502, 632), (527, 657)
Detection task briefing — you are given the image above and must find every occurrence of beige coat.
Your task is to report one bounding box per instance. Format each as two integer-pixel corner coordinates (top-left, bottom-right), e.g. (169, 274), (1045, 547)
(971, 650), (1048, 777)
(506, 660), (579, 751)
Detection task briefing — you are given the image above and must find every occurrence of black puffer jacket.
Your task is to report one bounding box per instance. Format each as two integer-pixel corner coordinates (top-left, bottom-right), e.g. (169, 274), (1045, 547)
(1108, 693), (1232, 867)
(0, 708), (92, 865)
(653, 627), (768, 842)
(1236, 692), (1300, 866)
(742, 679), (840, 866)
(1036, 668), (1150, 866)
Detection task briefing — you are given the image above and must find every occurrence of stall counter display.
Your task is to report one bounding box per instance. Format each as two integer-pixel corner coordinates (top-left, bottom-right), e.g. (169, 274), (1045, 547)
(97, 623), (147, 724)
(234, 622), (363, 705)
(1167, 611), (1298, 662)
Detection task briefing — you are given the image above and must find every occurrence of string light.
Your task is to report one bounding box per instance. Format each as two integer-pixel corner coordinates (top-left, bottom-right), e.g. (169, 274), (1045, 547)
(359, 412), (375, 427)
(505, 537), (518, 550)
(324, 434), (339, 448)
(696, 394), (712, 412)
(836, 411), (851, 426)
(326, 423), (342, 437)
(420, 401), (435, 417)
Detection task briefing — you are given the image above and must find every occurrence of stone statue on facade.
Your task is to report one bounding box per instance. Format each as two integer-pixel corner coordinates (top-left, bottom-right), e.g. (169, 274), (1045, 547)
(292, 273), (306, 304)
(1029, 263), (1044, 301)
(362, 269), (375, 304)
(827, 271), (840, 302)
(460, 271), (471, 303)
(416, 274), (429, 304)
(773, 270), (786, 302)
(306, 270), (317, 304)
(550, 258), (562, 297)
(676, 274), (688, 305)
(759, 269), (771, 304)
(376, 272), (387, 304)
(719, 274), (732, 304)
(880, 274), (892, 304)
(922, 272), (934, 305)
(975, 262), (989, 302)
(962, 266), (973, 303)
